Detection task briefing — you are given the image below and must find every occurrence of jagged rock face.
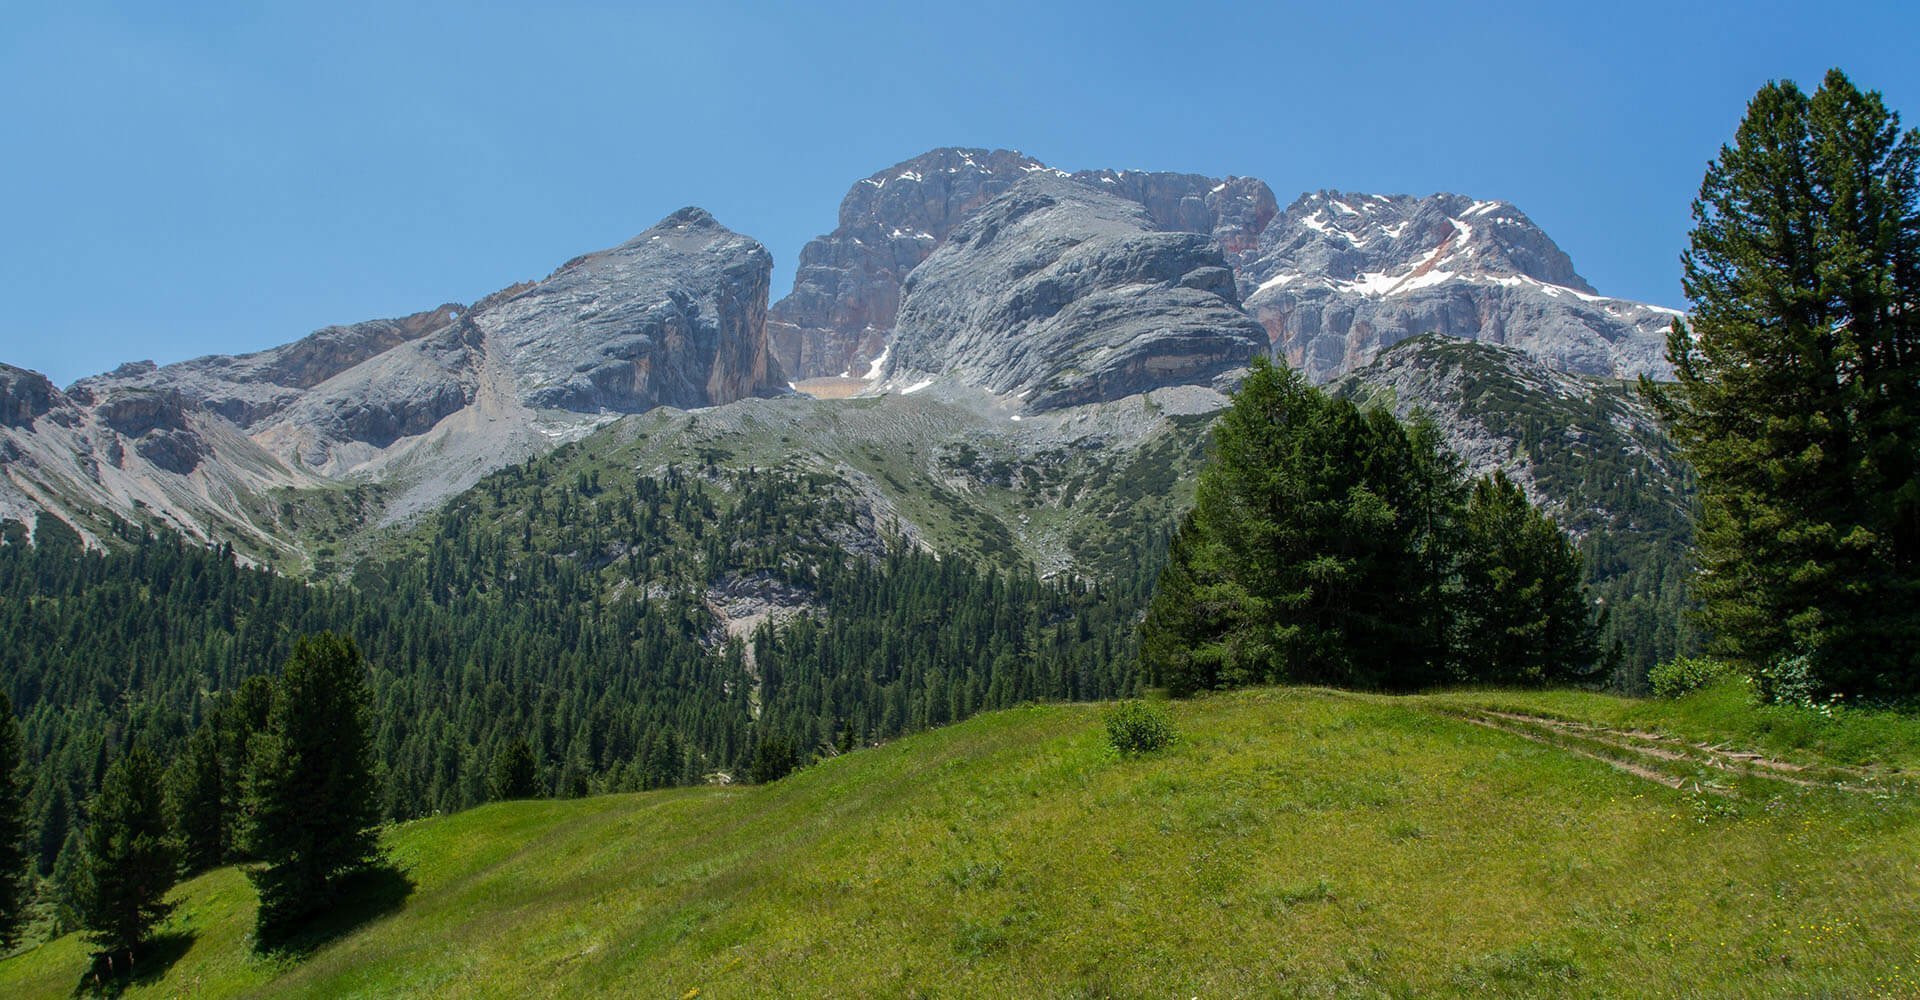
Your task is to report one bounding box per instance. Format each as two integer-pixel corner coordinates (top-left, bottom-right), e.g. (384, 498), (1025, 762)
(770, 149), (1281, 381)
(482, 207), (779, 412)
(1069, 170), (1277, 260)
(1242, 192), (1680, 382)
(96, 389), (191, 437)
(4, 206), (784, 544)
(249, 322), (486, 468)
(769, 148), (1056, 379)
(887, 175), (1266, 410)
(69, 305), (464, 429)
(0, 364), (62, 429)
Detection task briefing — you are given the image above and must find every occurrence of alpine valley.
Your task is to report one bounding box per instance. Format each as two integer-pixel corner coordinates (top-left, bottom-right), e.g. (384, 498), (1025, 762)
(0, 148), (1702, 955)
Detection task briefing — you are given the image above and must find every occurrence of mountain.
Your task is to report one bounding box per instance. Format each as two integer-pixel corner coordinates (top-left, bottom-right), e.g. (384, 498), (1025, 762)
(0, 208), (783, 551)
(882, 174), (1267, 410)
(0, 157), (1694, 678)
(770, 151), (1680, 389)
(1242, 192), (1683, 381)
(768, 147), (1278, 383)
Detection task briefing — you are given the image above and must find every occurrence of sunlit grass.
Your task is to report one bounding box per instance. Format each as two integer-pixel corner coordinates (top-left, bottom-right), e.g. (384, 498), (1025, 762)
(4, 686), (1916, 997)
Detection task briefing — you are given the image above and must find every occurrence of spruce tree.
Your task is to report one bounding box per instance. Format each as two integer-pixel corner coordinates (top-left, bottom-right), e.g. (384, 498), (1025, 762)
(73, 746), (177, 966)
(220, 676), (274, 861)
(165, 721), (228, 874)
(242, 633), (384, 943)
(0, 693), (26, 950)
(1158, 357), (1455, 690)
(488, 738), (539, 800)
(1645, 69), (1920, 699)
(1143, 357), (1598, 693)
(1455, 472), (1602, 684)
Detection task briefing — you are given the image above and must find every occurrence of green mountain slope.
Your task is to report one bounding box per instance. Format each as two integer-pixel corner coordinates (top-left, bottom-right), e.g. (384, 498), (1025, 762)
(5, 686), (1915, 998)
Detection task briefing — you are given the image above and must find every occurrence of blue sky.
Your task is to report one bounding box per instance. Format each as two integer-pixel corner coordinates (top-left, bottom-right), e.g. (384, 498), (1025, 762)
(4, 1), (1917, 386)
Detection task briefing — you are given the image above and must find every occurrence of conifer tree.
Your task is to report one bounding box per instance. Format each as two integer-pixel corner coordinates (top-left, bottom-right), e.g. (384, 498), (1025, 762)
(1455, 472), (1602, 684)
(219, 677), (274, 862)
(165, 721), (227, 874)
(0, 693), (27, 950)
(1645, 69), (1920, 698)
(1143, 357), (1597, 693)
(74, 747), (177, 966)
(242, 633), (383, 942)
(488, 738), (539, 800)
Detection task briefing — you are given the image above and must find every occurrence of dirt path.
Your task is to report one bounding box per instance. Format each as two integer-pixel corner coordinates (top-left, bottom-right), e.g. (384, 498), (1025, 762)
(1448, 708), (1899, 797)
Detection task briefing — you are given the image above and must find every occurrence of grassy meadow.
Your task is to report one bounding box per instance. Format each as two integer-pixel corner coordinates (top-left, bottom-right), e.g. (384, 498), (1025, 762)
(3, 684), (1917, 998)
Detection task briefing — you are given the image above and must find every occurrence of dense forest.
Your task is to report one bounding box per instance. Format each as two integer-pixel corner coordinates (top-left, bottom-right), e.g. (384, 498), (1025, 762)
(0, 451), (1156, 923)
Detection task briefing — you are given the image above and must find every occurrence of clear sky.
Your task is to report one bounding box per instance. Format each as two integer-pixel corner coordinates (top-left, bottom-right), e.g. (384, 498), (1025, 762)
(4, 1), (1917, 386)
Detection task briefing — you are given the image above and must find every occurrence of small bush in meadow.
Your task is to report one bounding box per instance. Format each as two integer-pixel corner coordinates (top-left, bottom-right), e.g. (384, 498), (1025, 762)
(1103, 700), (1176, 755)
(1648, 656), (1739, 699)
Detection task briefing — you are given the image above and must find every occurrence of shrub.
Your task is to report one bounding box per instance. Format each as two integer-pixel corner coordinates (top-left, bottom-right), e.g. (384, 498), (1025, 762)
(1648, 656), (1739, 699)
(1103, 700), (1176, 755)
(1757, 651), (1822, 707)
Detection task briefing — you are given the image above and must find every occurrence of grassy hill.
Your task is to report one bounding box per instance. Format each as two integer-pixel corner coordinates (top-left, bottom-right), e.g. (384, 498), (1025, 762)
(4, 685), (1917, 998)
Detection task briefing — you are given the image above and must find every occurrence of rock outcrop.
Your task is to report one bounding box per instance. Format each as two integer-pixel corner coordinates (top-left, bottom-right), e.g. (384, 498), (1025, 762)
(769, 148), (1057, 380)
(885, 175), (1266, 410)
(69, 305), (465, 430)
(0, 364), (63, 429)
(1241, 192), (1680, 381)
(770, 148), (1281, 381)
(485, 207), (779, 413)
(1070, 170), (1277, 260)
(2, 207), (784, 547)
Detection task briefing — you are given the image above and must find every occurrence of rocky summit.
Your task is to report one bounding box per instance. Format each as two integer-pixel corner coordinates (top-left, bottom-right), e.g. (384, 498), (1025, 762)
(769, 147), (1280, 382)
(0, 208), (782, 549)
(769, 148), (1058, 381)
(884, 174), (1266, 410)
(1240, 192), (1682, 381)
(769, 151), (1679, 388)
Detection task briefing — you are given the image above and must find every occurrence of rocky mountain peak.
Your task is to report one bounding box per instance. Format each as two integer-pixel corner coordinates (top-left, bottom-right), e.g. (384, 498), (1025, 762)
(479, 207), (778, 413)
(0, 364), (65, 429)
(1246, 191), (1592, 296)
(885, 174), (1265, 410)
(1242, 191), (1679, 382)
(769, 148), (1058, 380)
(770, 149), (1288, 384)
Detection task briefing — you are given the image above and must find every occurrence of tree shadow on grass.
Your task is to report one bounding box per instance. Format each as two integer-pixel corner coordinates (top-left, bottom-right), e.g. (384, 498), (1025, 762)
(254, 862), (415, 958)
(72, 931), (195, 998)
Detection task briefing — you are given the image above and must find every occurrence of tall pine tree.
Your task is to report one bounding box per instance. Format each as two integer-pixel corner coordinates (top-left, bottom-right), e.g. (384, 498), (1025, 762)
(1645, 69), (1920, 699)
(1455, 472), (1602, 685)
(242, 633), (384, 943)
(74, 747), (177, 967)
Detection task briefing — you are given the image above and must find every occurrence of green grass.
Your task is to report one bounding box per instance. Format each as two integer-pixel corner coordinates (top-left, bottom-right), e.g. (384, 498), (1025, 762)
(5, 687), (1918, 997)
